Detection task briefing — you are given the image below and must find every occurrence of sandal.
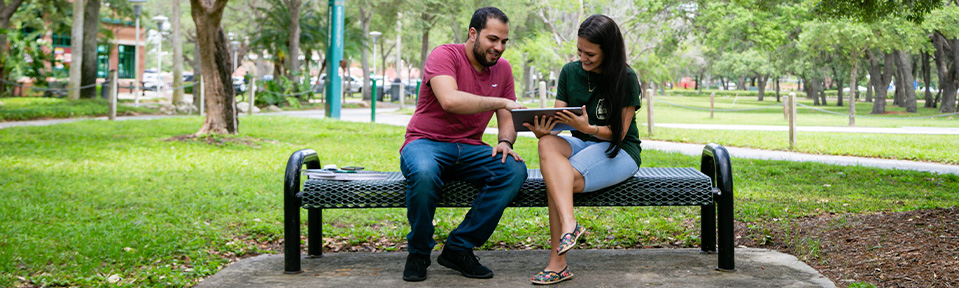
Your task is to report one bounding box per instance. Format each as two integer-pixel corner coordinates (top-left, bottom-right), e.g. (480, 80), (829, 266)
(556, 223), (586, 255)
(530, 266), (574, 285)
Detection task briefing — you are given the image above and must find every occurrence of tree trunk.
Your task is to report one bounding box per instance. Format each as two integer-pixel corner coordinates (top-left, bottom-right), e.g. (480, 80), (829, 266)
(190, 0), (237, 135)
(809, 79), (821, 105)
(358, 4), (371, 101)
(775, 77), (780, 102)
(522, 60), (531, 100)
(922, 51), (935, 108)
(0, 0), (27, 96)
(67, 0), (85, 100)
(849, 57), (859, 126)
(866, 82), (873, 102)
(756, 75), (767, 101)
(736, 75), (746, 90)
(836, 79), (844, 107)
(285, 0), (301, 84)
(819, 80), (827, 105)
(171, 0), (184, 105)
(191, 48), (202, 109)
(866, 50), (894, 114)
(892, 50), (905, 107)
(420, 28), (430, 80)
(720, 77), (726, 91)
(79, 0), (99, 99)
(894, 50), (917, 112)
(932, 32), (957, 113)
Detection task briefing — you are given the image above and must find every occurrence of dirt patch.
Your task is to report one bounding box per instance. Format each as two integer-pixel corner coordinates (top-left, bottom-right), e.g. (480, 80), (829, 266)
(164, 134), (275, 148)
(738, 207), (959, 287)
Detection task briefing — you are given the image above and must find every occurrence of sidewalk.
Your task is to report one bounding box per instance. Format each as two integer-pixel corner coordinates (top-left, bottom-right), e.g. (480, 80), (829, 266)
(195, 249), (834, 288)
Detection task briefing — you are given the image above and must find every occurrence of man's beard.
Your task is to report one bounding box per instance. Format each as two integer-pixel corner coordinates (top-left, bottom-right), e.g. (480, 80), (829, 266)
(472, 44), (500, 67)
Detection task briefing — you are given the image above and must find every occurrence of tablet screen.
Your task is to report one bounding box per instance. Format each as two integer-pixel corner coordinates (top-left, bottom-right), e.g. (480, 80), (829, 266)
(510, 107), (584, 132)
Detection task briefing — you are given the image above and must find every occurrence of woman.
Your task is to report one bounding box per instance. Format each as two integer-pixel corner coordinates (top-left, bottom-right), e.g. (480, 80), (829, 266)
(524, 14), (642, 285)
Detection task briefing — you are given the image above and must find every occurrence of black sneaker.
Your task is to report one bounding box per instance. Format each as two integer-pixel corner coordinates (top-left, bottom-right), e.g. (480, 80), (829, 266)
(403, 253), (431, 281)
(437, 247), (494, 279)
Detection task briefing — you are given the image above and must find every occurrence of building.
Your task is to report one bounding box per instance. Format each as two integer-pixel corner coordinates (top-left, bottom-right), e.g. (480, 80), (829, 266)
(47, 17), (146, 89)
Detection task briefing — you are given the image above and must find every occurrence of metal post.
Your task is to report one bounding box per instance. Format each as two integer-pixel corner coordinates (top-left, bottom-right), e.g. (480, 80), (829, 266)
(110, 70), (118, 120)
(371, 78), (377, 122)
(647, 87), (654, 136)
(415, 79), (421, 104)
(789, 93), (796, 150)
(249, 77), (255, 116)
(538, 81), (546, 108)
(324, 0), (345, 119)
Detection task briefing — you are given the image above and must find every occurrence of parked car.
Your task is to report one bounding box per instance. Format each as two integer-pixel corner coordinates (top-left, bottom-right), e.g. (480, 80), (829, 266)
(233, 76), (247, 93)
(142, 71), (162, 91)
(312, 74), (362, 94)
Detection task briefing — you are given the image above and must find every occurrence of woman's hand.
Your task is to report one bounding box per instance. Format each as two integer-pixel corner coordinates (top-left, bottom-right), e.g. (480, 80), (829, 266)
(554, 105), (591, 132)
(522, 115), (557, 139)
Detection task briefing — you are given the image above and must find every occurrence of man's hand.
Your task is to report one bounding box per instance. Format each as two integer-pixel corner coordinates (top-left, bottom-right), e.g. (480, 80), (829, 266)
(491, 141), (524, 163)
(505, 101), (527, 111)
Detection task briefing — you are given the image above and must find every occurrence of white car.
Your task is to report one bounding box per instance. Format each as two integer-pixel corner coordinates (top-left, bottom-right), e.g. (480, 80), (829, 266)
(312, 74), (362, 93)
(142, 72), (162, 91)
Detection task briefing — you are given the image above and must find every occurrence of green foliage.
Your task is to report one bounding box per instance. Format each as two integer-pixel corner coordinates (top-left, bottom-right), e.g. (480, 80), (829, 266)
(812, 0), (942, 24)
(0, 97), (157, 121)
(923, 5), (959, 38)
(258, 75), (312, 107)
(1, 29), (55, 88)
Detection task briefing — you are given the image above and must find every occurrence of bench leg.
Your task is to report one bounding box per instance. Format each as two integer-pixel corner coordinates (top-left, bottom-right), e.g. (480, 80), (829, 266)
(700, 203), (716, 254)
(308, 208), (323, 258)
(701, 143), (735, 272)
(283, 149), (321, 274)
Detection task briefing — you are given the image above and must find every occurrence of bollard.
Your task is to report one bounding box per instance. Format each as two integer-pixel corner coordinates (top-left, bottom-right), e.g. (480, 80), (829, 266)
(710, 91), (715, 119)
(789, 93), (796, 150)
(538, 81), (547, 108)
(371, 78), (377, 123)
(646, 87), (654, 136)
(249, 78), (255, 116)
(782, 95), (789, 120)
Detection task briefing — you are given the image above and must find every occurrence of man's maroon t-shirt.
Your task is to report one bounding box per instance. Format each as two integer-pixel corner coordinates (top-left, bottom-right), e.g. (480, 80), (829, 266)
(401, 43), (516, 151)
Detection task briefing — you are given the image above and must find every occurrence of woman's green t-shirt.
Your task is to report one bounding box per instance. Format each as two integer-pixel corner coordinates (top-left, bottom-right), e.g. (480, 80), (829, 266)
(556, 61), (642, 166)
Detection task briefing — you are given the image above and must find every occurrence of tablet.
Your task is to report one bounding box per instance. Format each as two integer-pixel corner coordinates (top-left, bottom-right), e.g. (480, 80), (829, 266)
(511, 107), (584, 132)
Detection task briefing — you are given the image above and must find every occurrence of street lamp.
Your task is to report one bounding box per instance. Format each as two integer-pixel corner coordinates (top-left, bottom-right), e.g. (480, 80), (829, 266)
(129, 0), (146, 107)
(230, 40), (241, 73)
(152, 15), (169, 97)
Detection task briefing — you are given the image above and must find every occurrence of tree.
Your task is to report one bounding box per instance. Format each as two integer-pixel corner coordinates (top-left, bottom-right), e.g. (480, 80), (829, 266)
(800, 20), (874, 125)
(190, 0), (237, 135)
(79, 0), (99, 99)
(0, 0), (26, 96)
(67, 0), (85, 100)
(924, 4), (959, 112)
(284, 0), (301, 83)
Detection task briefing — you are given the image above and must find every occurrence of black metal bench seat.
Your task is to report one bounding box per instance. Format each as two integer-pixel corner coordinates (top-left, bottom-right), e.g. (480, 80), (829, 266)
(283, 143), (735, 274)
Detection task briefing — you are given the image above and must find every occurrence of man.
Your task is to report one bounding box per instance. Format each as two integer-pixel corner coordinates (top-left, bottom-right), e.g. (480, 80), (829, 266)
(399, 7), (527, 282)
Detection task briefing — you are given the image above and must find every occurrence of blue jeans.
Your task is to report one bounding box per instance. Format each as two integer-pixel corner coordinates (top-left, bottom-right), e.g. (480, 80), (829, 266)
(400, 138), (528, 255)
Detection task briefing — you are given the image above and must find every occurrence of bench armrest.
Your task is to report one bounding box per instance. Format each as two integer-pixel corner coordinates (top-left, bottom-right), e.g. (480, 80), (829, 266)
(283, 149), (322, 273)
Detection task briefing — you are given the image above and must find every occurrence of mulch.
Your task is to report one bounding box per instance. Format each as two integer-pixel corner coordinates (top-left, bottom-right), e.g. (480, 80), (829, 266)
(737, 207), (959, 287)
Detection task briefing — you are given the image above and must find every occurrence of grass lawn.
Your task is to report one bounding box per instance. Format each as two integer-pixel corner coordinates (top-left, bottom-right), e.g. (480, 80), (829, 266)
(1, 116), (957, 287)
(0, 97), (159, 122)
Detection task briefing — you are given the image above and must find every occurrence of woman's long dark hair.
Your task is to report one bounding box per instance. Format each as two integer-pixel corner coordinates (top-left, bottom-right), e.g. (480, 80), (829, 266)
(579, 14), (632, 158)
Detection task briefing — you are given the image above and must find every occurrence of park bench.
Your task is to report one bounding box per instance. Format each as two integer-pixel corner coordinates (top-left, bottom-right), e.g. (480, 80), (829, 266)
(282, 143), (735, 274)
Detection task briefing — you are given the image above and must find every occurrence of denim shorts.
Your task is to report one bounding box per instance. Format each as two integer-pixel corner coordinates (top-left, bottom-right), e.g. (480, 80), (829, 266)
(561, 136), (639, 193)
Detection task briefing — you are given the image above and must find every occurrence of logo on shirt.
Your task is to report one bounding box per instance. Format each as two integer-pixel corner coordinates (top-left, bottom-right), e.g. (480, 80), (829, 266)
(491, 84), (498, 87)
(596, 98), (608, 120)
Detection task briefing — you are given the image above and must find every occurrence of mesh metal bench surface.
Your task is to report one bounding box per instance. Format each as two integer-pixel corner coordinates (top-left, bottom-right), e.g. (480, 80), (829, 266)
(283, 143), (735, 274)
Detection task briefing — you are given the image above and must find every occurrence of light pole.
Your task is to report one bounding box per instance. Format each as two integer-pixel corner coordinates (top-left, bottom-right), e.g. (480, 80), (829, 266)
(129, 0), (146, 107)
(152, 15), (169, 98)
(369, 31), (381, 122)
(230, 40), (241, 73)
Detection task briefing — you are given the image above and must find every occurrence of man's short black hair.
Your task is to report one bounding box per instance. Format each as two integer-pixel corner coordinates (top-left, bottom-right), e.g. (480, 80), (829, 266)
(468, 7), (509, 36)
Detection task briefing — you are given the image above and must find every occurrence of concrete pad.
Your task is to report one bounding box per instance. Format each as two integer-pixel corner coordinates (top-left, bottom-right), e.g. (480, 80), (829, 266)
(195, 248), (834, 287)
